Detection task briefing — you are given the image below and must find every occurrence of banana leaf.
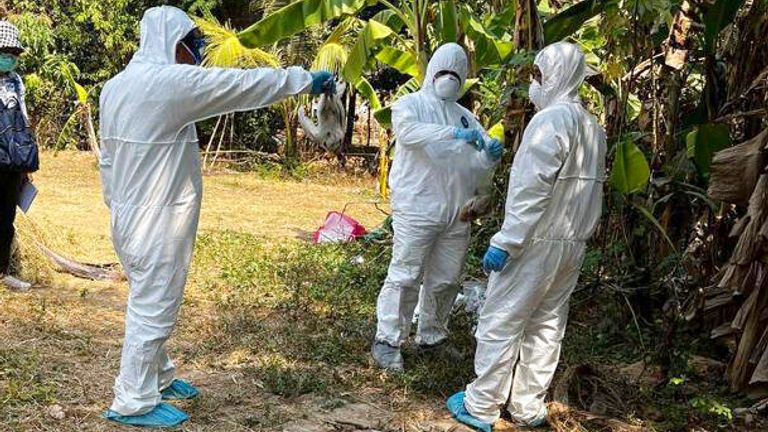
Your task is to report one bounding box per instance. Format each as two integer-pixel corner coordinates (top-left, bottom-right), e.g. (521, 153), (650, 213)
(438, 0), (459, 43)
(355, 77), (381, 110)
(238, 0), (369, 47)
(459, 7), (514, 67)
(375, 47), (421, 78)
(341, 19), (395, 84)
(543, 0), (617, 44)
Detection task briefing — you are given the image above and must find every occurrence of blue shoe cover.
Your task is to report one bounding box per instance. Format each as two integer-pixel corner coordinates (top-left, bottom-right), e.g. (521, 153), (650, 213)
(446, 391), (492, 432)
(161, 379), (200, 400)
(103, 403), (189, 428)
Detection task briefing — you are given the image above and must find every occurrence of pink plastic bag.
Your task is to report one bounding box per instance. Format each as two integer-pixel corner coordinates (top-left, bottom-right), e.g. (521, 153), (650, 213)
(313, 211), (367, 244)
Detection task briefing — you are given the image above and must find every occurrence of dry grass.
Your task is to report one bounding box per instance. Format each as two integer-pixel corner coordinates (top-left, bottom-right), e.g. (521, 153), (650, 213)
(2, 152), (734, 432)
(0, 151), (433, 432)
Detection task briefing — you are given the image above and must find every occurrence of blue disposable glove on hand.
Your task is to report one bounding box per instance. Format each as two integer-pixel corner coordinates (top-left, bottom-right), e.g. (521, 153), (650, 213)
(482, 246), (509, 273)
(310, 71), (335, 95)
(486, 138), (504, 160)
(454, 128), (485, 150)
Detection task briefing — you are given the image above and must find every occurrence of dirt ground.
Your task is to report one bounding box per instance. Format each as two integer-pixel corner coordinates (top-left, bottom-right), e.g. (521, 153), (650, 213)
(3, 152), (762, 432)
(1, 151), (473, 431)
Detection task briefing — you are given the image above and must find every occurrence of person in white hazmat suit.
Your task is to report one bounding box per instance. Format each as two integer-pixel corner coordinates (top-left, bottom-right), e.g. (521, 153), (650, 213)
(447, 42), (606, 430)
(98, 6), (335, 427)
(372, 43), (504, 372)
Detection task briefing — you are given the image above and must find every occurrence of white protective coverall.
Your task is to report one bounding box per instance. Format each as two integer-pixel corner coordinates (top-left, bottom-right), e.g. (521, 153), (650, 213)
(99, 6), (313, 416)
(464, 42), (607, 424)
(375, 43), (498, 348)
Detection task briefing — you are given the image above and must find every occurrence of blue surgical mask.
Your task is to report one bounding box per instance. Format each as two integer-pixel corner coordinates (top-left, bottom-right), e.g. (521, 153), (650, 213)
(0, 54), (18, 73)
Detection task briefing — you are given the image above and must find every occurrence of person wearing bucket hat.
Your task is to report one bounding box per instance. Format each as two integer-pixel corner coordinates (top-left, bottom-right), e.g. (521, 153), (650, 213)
(0, 20), (35, 292)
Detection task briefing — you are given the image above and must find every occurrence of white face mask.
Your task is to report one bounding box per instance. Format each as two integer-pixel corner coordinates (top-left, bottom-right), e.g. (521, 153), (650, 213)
(529, 80), (545, 111)
(433, 75), (461, 101)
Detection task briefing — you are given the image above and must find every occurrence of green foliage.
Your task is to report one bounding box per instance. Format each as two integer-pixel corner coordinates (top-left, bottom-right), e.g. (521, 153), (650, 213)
(690, 397), (734, 424)
(437, 0), (459, 43)
(237, 0), (369, 47)
(543, 0), (618, 44)
(457, 6), (513, 67)
(195, 12), (278, 68)
(703, 0), (747, 52)
(686, 123), (731, 178)
(610, 135), (651, 195)
(353, 77), (381, 110)
(375, 47), (421, 78)
(342, 19), (396, 84)
(0, 349), (57, 410)
(190, 228), (479, 397)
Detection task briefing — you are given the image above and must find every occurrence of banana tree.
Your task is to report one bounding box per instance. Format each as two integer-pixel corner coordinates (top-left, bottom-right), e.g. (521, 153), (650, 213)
(235, 0), (616, 187)
(236, 0), (514, 122)
(194, 13), (293, 166)
(55, 64), (99, 159)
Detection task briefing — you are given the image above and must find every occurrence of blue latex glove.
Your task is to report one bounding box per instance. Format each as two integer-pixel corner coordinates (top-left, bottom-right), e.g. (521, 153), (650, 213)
(486, 138), (504, 160)
(310, 71), (335, 95)
(482, 246), (509, 273)
(454, 127), (485, 150)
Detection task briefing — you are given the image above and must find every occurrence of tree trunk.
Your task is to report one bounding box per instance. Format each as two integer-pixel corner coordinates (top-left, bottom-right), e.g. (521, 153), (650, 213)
(340, 88), (357, 168)
(82, 104), (100, 161)
(503, 0), (544, 152)
(704, 0), (768, 394)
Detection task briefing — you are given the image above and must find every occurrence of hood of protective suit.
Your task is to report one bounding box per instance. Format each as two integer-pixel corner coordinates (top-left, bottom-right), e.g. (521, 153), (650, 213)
(132, 6), (196, 65)
(531, 42), (591, 110)
(423, 43), (468, 99)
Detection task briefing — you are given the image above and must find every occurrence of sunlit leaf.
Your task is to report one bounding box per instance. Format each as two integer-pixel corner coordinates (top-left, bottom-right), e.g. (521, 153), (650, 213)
(370, 10), (405, 32)
(341, 19), (395, 84)
(626, 92), (641, 121)
(610, 136), (650, 194)
(461, 78), (479, 98)
(196, 15), (278, 68)
(438, 0), (459, 43)
(59, 63), (88, 105)
(238, 0), (369, 48)
(354, 77), (381, 110)
(375, 47), (420, 78)
(313, 42), (348, 73)
(459, 7), (514, 67)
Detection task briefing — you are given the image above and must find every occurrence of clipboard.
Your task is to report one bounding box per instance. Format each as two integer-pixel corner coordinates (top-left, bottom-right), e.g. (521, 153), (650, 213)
(18, 181), (37, 214)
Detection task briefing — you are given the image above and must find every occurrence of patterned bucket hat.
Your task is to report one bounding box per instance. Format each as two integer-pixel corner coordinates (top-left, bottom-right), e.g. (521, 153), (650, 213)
(0, 21), (24, 54)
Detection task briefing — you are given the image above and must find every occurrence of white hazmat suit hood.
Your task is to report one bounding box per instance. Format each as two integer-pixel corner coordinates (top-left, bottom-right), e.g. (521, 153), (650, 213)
(422, 43), (467, 102)
(99, 5), (312, 416)
(529, 42), (589, 110)
(374, 43), (498, 355)
(464, 42), (607, 426)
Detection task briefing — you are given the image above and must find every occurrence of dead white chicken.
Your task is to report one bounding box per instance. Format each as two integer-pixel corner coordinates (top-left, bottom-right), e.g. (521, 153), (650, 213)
(298, 79), (347, 153)
(459, 192), (493, 222)
(460, 170), (495, 222)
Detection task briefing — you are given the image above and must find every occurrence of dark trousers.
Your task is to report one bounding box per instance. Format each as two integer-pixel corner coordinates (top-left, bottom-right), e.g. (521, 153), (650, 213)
(0, 170), (22, 274)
